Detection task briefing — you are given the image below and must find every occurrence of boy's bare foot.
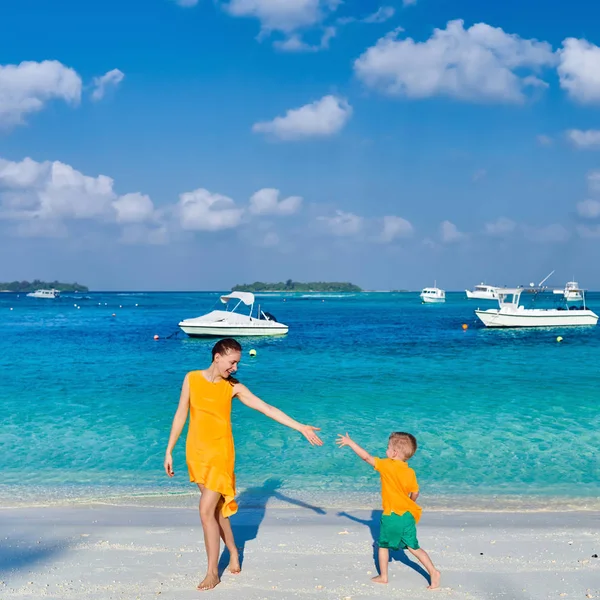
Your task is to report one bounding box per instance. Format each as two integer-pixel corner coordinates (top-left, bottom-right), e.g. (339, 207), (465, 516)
(371, 575), (388, 584)
(427, 569), (441, 590)
(228, 552), (241, 574)
(197, 573), (220, 591)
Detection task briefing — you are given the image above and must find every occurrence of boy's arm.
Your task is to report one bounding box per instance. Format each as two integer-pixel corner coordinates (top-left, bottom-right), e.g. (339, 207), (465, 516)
(336, 433), (376, 467)
(408, 471), (420, 501)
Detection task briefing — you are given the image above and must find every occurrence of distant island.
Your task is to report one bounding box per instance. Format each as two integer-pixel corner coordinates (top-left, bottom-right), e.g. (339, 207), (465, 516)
(0, 280), (89, 293)
(233, 280), (362, 293)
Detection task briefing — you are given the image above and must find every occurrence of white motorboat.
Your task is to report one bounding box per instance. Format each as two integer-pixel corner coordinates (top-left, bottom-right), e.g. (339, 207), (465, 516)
(475, 288), (598, 328)
(179, 291), (289, 337)
(26, 289), (60, 299)
(466, 283), (499, 300)
(553, 281), (584, 302)
(420, 284), (445, 303)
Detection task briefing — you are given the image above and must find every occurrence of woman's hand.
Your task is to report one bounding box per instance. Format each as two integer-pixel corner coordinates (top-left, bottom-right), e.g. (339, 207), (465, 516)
(336, 433), (353, 448)
(164, 453), (174, 477)
(300, 425), (323, 446)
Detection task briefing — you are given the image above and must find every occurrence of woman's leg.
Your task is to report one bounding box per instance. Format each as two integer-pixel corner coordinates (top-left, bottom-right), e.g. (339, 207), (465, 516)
(197, 485), (223, 590)
(216, 508), (241, 573)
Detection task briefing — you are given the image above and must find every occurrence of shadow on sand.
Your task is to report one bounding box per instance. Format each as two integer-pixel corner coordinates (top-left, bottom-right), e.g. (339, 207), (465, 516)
(0, 518), (67, 577)
(218, 477), (325, 575)
(338, 509), (430, 584)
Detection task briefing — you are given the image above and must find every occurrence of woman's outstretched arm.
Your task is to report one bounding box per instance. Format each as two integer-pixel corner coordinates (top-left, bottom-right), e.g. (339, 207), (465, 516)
(233, 382), (323, 446)
(164, 373), (191, 477)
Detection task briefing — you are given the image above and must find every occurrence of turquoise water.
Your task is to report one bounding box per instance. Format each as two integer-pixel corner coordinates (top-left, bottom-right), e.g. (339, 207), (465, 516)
(1, 291), (599, 507)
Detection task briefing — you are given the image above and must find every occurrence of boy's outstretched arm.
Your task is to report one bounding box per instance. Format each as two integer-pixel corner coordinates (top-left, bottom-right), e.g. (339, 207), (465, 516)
(336, 433), (375, 467)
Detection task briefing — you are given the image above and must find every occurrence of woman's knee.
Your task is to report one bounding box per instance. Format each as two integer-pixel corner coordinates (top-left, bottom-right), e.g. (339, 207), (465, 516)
(200, 503), (217, 524)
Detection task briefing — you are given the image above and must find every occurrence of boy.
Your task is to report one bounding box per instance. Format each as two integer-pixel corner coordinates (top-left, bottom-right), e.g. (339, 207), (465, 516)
(336, 431), (440, 590)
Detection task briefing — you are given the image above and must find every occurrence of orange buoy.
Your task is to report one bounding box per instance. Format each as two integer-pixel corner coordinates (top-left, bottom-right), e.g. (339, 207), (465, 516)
(154, 334), (159, 340)
(462, 323), (468, 330)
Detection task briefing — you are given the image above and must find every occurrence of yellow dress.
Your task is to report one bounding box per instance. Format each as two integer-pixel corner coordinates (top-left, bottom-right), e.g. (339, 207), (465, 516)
(186, 371), (238, 518)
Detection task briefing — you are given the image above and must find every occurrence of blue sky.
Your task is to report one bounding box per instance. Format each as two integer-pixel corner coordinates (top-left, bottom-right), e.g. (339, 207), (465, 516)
(1, 0), (600, 290)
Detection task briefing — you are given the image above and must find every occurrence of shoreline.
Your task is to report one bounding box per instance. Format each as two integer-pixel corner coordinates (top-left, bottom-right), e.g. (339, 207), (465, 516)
(3, 489), (600, 512)
(2, 504), (598, 599)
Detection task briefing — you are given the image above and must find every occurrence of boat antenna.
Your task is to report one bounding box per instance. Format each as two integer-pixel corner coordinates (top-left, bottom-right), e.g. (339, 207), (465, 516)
(538, 270), (555, 289)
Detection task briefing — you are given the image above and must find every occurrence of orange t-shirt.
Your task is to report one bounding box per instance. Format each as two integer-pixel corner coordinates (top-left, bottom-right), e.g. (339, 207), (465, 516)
(374, 457), (422, 523)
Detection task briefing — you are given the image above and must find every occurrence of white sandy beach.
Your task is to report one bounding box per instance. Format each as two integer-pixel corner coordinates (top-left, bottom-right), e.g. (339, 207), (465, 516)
(1, 505), (599, 600)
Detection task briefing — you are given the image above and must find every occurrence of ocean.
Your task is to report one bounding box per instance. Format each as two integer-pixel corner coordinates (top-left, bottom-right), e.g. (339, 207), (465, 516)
(1, 291), (599, 510)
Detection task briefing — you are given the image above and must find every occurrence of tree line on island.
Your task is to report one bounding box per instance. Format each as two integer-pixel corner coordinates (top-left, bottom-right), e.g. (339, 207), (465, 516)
(232, 280), (362, 292)
(0, 280), (89, 293)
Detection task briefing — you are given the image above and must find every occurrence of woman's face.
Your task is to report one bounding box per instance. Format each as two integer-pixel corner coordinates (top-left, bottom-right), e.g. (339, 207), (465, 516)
(215, 350), (241, 379)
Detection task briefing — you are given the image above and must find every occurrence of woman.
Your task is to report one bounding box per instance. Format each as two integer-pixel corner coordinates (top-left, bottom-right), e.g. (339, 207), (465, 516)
(164, 338), (323, 591)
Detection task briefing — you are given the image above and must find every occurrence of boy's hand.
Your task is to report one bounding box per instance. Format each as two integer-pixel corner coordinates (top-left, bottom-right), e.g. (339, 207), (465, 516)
(336, 433), (353, 448)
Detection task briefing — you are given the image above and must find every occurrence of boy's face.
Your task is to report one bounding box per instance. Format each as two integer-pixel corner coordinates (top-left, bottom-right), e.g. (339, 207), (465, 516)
(386, 442), (399, 459)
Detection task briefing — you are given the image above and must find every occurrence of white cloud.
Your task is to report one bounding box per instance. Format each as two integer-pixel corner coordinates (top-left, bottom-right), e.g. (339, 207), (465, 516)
(576, 199), (600, 219)
(253, 95), (352, 140)
(566, 129), (600, 148)
(380, 215), (413, 242)
(249, 188), (302, 215)
(225, 0), (338, 34)
(0, 156), (305, 243)
(354, 19), (555, 103)
(91, 69), (125, 101)
(524, 223), (570, 243)
(113, 192), (156, 224)
(318, 210), (363, 236)
(557, 38), (600, 103)
(176, 188), (244, 231)
(0, 60), (81, 126)
(261, 231), (280, 247)
(119, 223), (168, 245)
(0, 157), (161, 241)
(536, 134), (553, 146)
(0, 158), (116, 221)
(577, 224), (600, 238)
(588, 169), (600, 192)
(274, 27), (336, 53)
(472, 168), (487, 182)
(440, 220), (466, 242)
(484, 217), (516, 236)
(364, 6), (395, 24)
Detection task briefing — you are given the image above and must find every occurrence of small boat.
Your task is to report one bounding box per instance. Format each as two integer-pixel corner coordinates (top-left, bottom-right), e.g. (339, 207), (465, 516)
(179, 292), (289, 337)
(553, 281), (583, 302)
(420, 283), (445, 304)
(475, 288), (598, 328)
(26, 289), (61, 299)
(466, 283), (498, 300)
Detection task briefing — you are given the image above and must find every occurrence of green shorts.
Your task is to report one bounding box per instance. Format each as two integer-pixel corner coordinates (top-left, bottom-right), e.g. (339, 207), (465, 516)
(378, 511), (420, 551)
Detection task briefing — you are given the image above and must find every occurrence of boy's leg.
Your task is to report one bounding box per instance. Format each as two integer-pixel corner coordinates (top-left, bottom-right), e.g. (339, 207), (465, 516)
(372, 548), (389, 584)
(407, 547), (441, 589)
(216, 508), (241, 574)
(197, 485), (222, 590)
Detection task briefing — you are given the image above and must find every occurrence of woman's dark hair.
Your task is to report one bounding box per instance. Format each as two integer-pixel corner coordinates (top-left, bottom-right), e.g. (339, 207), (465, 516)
(212, 338), (242, 385)
(211, 338), (242, 359)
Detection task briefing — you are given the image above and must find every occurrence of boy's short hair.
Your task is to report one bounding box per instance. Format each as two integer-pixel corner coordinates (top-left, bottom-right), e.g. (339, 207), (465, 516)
(388, 432), (417, 459)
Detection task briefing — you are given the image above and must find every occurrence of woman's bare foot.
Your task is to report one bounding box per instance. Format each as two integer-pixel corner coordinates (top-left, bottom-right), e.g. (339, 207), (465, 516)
(228, 551), (241, 575)
(197, 573), (220, 591)
(371, 575), (388, 584)
(427, 569), (441, 590)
